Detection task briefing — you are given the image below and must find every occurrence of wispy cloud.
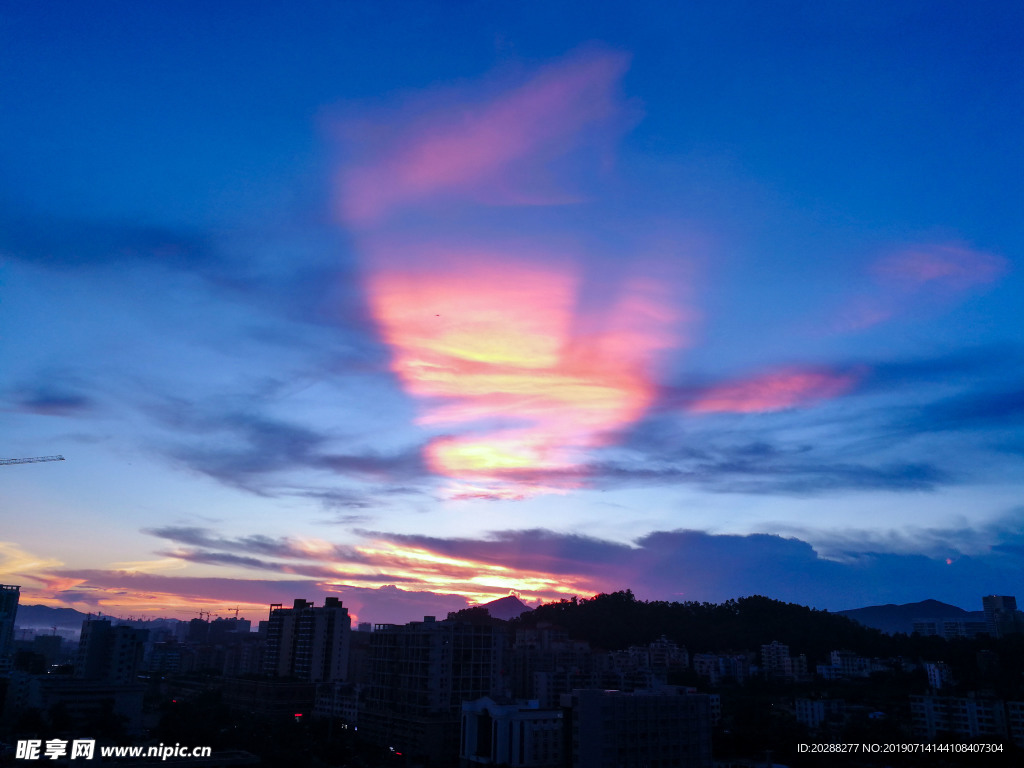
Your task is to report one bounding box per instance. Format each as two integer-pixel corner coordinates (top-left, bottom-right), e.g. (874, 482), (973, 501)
(907, 387), (1024, 433)
(3, 384), (95, 417)
(142, 526), (588, 605)
(491, 455), (948, 495)
(146, 399), (428, 494)
(348, 523), (1024, 611)
(143, 526), (354, 560)
(24, 513), (1024, 617)
(775, 509), (1024, 560)
(0, 542), (64, 584)
(336, 48), (632, 224)
(685, 366), (863, 414)
(834, 242), (1010, 332)
(872, 243), (1009, 291)
(28, 570), (473, 625)
(0, 211), (215, 271)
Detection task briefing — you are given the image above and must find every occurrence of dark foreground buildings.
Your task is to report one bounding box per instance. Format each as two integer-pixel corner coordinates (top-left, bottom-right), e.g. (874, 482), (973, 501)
(361, 614), (507, 766)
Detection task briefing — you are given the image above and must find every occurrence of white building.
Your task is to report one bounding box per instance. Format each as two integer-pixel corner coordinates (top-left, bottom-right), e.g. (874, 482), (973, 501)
(795, 697), (845, 730)
(924, 661), (953, 690)
(460, 697), (563, 767)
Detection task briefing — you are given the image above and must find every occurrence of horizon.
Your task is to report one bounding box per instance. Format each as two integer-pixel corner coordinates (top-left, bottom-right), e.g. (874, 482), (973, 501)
(7, 589), (994, 630)
(2, 3), (1022, 626)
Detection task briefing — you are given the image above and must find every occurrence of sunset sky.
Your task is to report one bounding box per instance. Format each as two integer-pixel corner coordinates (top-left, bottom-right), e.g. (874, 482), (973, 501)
(2, 2), (1022, 625)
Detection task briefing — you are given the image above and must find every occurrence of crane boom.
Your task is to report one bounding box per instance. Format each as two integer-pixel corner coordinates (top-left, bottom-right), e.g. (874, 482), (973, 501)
(0, 455), (65, 466)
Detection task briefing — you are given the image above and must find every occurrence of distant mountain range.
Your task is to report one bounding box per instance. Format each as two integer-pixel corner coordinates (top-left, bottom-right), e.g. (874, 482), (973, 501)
(14, 604), (97, 633)
(13, 604), (181, 636)
(838, 599), (985, 635)
(15, 596), (534, 635)
(479, 594), (533, 620)
(15, 596), (984, 637)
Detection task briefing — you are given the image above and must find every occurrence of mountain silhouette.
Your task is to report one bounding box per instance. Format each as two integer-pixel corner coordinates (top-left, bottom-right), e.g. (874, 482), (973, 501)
(838, 599), (983, 635)
(479, 594), (532, 620)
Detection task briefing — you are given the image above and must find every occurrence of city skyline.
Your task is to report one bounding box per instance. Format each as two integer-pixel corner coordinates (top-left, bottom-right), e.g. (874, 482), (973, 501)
(2, 2), (1023, 625)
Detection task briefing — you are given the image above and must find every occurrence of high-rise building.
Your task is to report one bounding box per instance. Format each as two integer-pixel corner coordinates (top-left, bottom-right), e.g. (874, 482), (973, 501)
(911, 694), (1008, 741)
(208, 616), (251, 644)
(982, 595), (1023, 638)
(510, 625), (597, 708)
(794, 697), (846, 730)
(362, 615), (508, 767)
(692, 653), (750, 686)
(924, 661), (953, 690)
(561, 687), (712, 768)
(76, 618), (148, 684)
(760, 640), (794, 679)
(263, 597), (351, 682)
(0, 584), (20, 675)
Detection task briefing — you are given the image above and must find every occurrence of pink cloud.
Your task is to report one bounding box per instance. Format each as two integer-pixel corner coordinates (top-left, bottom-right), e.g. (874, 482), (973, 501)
(331, 50), (696, 498)
(688, 367), (861, 414)
(30, 570), (477, 625)
(830, 243), (1009, 333)
(831, 298), (895, 333)
(362, 243), (690, 496)
(33, 550), (597, 622)
(873, 244), (1008, 290)
(337, 49), (631, 224)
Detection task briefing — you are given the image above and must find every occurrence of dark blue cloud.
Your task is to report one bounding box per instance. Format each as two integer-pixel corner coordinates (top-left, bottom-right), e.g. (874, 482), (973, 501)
(5, 384), (95, 416)
(860, 346), (1023, 393)
(0, 210), (215, 271)
(915, 387), (1024, 431)
(372, 523), (1024, 612)
(0, 205), (383, 346)
(294, 488), (377, 510)
(143, 397), (426, 493)
(143, 526), (357, 560)
(478, 452), (950, 496)
(600, 346), (1024, 497)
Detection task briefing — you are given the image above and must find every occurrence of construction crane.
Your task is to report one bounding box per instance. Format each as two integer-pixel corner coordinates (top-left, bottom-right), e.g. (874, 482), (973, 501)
(0, 455), (65, 466)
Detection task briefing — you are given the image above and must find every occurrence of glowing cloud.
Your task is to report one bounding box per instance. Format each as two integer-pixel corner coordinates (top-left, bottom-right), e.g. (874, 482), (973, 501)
(0, 541), (64, 582)
(364, 248), (683, 495)
(688, 367), (860, 414)
(353, 539), (592, 603)
(138, 526), (603, 608)
(335, 49), (689, 497)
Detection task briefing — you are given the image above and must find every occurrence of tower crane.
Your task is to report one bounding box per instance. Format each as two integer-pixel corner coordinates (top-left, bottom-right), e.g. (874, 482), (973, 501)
(0, 455), (65, 466)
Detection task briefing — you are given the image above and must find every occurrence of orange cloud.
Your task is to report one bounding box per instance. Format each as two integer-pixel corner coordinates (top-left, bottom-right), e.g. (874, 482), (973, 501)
(688, 367), (860, 414)
(364, 248), (684, 496)
(352, 539), (593, 604)
(334, 49), (691, 497)
(144, 526), (597, 604)
(33, 536), (597, 619)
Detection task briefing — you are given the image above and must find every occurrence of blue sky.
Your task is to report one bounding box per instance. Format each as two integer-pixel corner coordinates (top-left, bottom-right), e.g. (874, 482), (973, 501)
(1, 1), (1022, 624)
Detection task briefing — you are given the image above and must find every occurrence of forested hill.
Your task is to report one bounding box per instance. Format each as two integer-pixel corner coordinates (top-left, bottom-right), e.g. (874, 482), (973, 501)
(513, 591), (894, 660)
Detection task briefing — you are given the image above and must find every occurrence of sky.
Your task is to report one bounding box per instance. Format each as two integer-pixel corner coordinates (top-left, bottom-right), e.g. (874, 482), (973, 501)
(1, 1), (1023, 626)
